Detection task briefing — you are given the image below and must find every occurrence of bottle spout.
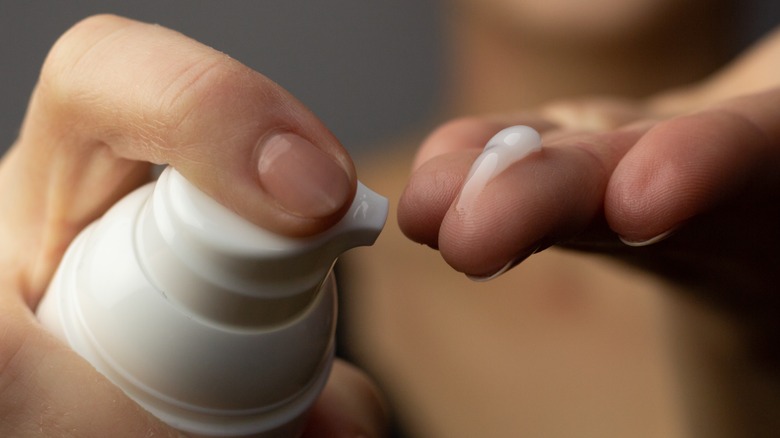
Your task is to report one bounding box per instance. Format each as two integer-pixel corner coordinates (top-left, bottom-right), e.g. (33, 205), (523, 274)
(137, 168), (387, 326)
(319, 181), (389, 259)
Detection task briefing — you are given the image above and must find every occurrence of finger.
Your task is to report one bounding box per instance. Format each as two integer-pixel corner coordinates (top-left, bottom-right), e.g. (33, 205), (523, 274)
(606, 88), (780, 244)
(540, 96), (649, 131)
(12, 13), (354, 236)
(302, 360), (388, 438)
(51, 14), (354, 231)
(399, 123), (651, 277)
(3, 14), (356, 297)
(401, 116), (558, 248)
(0, 291), (181, 437)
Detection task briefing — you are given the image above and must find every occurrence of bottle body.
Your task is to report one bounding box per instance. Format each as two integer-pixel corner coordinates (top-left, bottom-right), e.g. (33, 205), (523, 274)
(37, 177), (340, 437)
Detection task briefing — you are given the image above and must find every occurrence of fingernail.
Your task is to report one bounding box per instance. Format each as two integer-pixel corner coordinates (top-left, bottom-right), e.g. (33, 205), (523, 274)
(466, 242), (543, 282)
(456, 126), (542, 213)
(257, 132), (351, 218)
(467, 256), (525, 282)
(619, 227), (678, 247)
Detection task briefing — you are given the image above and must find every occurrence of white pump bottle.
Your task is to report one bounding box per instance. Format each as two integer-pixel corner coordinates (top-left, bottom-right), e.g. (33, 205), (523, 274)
(36, 167), (388, 437)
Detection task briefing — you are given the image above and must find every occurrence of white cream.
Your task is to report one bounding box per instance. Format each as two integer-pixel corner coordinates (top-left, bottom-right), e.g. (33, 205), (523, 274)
(457, 125), (542, 212)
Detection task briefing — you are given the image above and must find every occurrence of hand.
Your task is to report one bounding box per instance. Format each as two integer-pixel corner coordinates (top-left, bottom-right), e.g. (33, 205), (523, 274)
(0, 15), (385, 437)
(398, 29), (780, 327)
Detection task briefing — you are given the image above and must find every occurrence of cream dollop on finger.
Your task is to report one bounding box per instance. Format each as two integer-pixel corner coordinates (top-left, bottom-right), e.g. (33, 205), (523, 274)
(456, 125), (543, 212)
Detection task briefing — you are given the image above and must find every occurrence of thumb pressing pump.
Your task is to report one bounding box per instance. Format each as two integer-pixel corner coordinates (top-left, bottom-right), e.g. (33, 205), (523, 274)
(37, 167), (388, 437)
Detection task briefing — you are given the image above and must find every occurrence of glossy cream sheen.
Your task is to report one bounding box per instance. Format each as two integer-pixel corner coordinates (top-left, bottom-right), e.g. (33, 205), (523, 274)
(457, 125), (543, 212)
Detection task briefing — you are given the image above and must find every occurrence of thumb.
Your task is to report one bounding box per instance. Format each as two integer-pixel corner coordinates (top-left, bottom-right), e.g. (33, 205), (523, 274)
(12, 14), (354, 237)
(2, 15), (355, 297)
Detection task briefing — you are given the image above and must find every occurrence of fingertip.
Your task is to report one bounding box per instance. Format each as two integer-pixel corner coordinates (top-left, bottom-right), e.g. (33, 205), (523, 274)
(303, 360), (388, 438)
(398, 151), (474, 247)
(605, 110), (765, 243)
(437, 126), (650, 276)
(402, 119), (554, 251)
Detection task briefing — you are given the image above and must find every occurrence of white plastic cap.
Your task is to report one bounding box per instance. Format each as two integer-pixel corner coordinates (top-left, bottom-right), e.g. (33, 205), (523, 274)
(136, 167), (388, 327)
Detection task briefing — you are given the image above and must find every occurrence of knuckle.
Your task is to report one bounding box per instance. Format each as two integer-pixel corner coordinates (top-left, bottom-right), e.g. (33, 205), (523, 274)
(155, 54), (242, 125)
(29, 13), (289, 167)
(35, 14), (272, 142)
(40, 14), (132, 92)
(36, 14), (137, 124)
(150, 54), (267, 159)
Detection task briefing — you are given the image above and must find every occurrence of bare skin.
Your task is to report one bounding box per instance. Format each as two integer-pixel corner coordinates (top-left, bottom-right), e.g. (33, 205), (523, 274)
(2, 5), (780, 438)
(343, 7), (780, 438)
(0, 15), (386, 438)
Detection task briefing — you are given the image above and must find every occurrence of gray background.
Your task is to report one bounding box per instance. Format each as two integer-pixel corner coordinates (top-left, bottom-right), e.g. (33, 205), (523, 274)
(1, 2), (779, 158)
(0, 0), (442, 158)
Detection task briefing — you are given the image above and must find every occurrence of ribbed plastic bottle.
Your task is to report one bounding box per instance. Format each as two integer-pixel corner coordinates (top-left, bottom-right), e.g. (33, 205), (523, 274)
(36, 167), (388, 437)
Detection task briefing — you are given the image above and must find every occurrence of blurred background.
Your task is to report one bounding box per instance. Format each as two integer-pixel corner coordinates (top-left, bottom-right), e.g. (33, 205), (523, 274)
(0, 0), (442, 159)
(2, 2), (780, 437)
(3, 1), (780, 160)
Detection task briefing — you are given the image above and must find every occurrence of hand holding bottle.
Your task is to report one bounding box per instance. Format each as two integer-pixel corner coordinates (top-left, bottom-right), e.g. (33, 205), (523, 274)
(0, 14), (386, 437)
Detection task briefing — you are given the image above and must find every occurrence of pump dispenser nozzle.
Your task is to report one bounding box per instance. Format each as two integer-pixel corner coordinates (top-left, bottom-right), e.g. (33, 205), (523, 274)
(138, 168), (387, 327)
(36, 167), (388, 437)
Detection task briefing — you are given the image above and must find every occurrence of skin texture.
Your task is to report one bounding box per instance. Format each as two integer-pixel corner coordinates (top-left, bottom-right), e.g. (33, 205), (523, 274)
(400, 90), (780, 281)
(0, 15), (385, 438)
(3, 5), (780, 438)
(342, 8), (780, 438)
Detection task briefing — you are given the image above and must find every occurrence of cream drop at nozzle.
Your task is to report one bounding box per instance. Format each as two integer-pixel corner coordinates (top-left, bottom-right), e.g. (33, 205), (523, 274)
(456, 125), (542, 212)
